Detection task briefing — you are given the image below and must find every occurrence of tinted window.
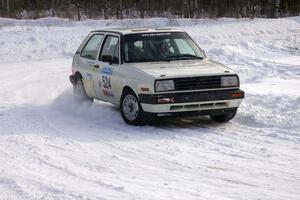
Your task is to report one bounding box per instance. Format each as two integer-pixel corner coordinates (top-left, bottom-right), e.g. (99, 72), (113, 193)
(99, 36), (119, 64)
(81, 34), (104, 60)
(123, 32), (204, 63)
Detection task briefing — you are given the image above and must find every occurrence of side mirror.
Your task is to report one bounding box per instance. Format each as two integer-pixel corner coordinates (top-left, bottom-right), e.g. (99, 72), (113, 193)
(102, 55), (113, 65)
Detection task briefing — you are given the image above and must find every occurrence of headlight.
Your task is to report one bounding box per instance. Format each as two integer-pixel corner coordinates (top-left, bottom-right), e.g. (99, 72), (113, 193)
(221, 76), (239, 87)
(155, 80), (175, 92)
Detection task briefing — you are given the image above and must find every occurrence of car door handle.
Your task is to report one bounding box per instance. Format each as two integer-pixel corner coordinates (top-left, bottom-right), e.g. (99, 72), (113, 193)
(87, 63), (99, 68)
(86, 61), (97, 67)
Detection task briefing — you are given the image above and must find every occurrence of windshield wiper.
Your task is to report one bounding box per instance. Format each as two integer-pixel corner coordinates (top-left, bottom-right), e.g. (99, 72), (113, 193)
(126, 58), (170, 63)
(125, 54), (202, 63)
(166, 54), (203, 60)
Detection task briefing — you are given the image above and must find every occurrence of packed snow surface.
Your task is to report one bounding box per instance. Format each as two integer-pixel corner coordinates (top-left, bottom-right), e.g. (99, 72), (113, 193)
(0, 17), (300, 200)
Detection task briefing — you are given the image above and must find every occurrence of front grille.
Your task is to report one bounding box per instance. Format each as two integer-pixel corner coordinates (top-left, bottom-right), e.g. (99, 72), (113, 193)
(174, 76), (221, 91)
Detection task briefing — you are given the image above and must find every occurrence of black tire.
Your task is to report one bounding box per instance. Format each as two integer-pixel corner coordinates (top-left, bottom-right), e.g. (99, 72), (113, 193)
(120, 89), (147, 126)
(73, 78), (93, 103)
(210, 109), (237, 123)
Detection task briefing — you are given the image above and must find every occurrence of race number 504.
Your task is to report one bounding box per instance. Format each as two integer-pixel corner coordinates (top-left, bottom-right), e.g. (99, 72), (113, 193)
(102, 76), (112, 90)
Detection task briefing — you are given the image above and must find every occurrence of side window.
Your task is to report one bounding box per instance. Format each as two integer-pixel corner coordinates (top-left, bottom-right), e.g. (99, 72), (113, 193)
(100, 36), (119, 64)
(81, 34), (104, 60)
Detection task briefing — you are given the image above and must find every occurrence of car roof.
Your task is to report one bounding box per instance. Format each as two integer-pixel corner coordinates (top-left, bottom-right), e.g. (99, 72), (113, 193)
(90, 27), (185, 35)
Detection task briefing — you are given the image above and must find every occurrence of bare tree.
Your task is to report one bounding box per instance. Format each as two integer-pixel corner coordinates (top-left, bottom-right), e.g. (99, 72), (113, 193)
(0, 0), (299, 19)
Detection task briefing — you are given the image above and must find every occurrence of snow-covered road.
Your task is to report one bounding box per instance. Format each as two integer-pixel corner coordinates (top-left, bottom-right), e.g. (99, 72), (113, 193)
(0, 17), (300, 200)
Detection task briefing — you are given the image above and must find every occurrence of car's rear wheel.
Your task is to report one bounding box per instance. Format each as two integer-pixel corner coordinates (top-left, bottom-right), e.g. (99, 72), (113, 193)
(120, 89), (147, 126)
(73, 79), (93, 103)
(210, 109), (237, 123)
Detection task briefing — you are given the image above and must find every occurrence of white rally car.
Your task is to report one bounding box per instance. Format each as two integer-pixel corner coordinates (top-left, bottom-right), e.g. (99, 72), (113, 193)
(69, 28), (244, 125)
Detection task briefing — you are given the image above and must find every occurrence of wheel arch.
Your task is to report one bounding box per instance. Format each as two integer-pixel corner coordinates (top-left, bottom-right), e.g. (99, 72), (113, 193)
(121, 85), (136, 96)
(120, 85), (139, 104)
(74, 71), (83, 82)
(120, 85), (147, 126)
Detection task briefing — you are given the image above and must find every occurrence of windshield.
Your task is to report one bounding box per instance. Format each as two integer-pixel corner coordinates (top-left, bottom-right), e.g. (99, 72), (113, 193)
(123, 32), (205, 63)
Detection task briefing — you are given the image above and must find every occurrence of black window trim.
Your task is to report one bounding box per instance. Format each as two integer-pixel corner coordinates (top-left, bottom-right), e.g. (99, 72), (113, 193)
(98, 34), (121, 65)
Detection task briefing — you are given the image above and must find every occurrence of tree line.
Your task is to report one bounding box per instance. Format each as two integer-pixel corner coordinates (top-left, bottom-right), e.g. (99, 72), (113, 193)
(0, 0), (299, 20)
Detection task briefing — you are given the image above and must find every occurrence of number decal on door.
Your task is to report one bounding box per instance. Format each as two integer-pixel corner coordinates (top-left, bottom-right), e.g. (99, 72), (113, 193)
(101, 67), (113, 98)
(102, 76), (111, 90)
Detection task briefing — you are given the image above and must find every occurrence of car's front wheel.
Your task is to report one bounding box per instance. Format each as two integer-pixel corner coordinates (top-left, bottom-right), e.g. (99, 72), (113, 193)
(210, 109), (237, 123)
(73, 79), (93, 103)
(120, 89), (147, 126)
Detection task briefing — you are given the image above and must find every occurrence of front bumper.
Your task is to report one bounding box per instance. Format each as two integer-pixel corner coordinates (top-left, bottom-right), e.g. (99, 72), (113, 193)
(139, 89), (244, 115)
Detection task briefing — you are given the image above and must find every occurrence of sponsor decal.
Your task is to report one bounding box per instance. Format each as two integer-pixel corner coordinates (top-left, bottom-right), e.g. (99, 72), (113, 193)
(101, 67), (112, 75)
(142, 33), (171, 37)
(102, 76), (111, 90)
(101, 67), (113, 97)
(86, 73), (93, 78)
(103, 89), (114, 97)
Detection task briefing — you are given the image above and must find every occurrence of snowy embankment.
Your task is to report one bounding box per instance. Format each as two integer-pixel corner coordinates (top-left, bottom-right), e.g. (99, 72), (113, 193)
(0, 17), (299, 200)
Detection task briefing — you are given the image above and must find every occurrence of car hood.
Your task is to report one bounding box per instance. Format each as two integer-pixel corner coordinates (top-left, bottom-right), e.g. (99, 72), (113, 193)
(129, 59), (235, 79)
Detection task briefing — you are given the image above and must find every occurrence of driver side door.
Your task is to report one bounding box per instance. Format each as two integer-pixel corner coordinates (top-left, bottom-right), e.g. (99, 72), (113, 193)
(93, 34), (121, 103)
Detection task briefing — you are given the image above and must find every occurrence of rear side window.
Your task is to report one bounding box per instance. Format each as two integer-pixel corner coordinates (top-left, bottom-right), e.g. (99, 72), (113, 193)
(99, 35), (119, 63)
(81, 34), (104, 60)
